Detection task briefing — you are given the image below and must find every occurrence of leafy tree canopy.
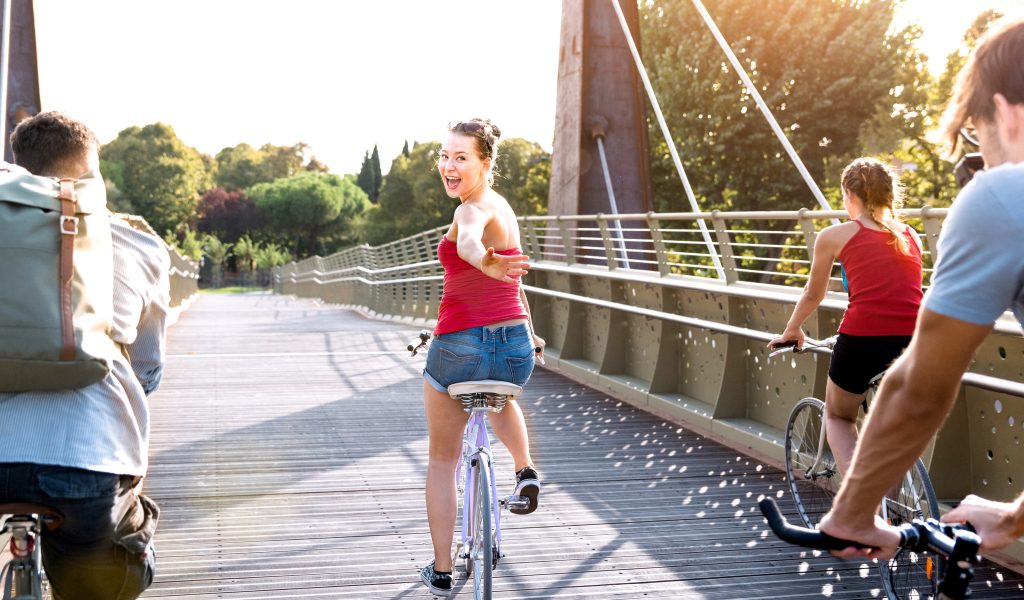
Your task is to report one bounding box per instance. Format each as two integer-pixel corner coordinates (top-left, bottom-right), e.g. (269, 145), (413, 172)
(493, 138), (551, 216)
(214, 142), (318, 191)
(641, 0), (915, 212)
(249, 171), (371, 257)
(359, 142), (452, 245)
(197, 188), (264, 244)
(100, 123), (212, 236)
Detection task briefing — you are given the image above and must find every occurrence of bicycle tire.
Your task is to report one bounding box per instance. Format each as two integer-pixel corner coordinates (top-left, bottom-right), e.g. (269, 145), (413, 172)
(469, 457), (494, 600)
(785, 397), (842, 529)
(878, 459), (941, 600)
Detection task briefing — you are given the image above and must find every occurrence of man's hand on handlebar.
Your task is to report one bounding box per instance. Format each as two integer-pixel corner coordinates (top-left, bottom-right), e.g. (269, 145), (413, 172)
(942, 494), (1022, 552)
(817, 510), (903, 560)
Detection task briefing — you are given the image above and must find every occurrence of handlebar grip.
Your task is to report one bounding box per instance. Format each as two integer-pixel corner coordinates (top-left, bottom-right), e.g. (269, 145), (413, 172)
(769, 340), (798, 350)
(758, 498), (871, 551)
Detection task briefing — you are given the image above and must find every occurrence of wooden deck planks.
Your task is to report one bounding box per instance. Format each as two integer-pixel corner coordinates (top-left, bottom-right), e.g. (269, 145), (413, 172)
(141, 292), (1024, 599)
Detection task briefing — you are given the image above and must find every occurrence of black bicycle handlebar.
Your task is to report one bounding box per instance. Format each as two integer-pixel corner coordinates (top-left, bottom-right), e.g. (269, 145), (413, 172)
(759, 497), (982, 600)
(758, 498), (871, 550)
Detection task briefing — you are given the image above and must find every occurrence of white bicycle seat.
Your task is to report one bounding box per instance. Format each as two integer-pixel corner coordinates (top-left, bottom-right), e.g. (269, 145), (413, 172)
(447, 380), (522, 399)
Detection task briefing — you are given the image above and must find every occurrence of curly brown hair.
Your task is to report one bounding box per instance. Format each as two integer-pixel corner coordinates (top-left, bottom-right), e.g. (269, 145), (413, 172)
(10, 111), (97, 178)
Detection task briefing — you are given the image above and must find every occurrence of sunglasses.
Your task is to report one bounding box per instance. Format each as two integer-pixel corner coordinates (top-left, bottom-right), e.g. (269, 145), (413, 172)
(960, 125), (979, 147)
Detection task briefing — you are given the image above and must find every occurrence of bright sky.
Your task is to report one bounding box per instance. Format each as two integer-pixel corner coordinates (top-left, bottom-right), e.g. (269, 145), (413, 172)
(33, 1), (1024, 176)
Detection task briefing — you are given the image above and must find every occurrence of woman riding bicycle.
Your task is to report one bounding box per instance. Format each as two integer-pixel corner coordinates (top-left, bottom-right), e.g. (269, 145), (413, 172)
(419, 118), (544, 596)
(769, 157), (923, 479)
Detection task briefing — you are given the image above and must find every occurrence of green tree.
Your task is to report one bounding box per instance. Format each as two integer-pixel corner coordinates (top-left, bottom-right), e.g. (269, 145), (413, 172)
(253, 242), (292, 287)
(214, 142), (318, 191)
(493, 138), (550, 216)
(100, 123), (213, 236)
(356, 149), (375, 200)
(202, 233), (230, 288)
(359, 142), (451, 245)
(401, 140), (411, 158)
(641, 0), (912, 213)
(249, 171), (371, 257)
(233, 235), (258, 285)
(214, 143), (263, 192)
(370, 145), (383, 202)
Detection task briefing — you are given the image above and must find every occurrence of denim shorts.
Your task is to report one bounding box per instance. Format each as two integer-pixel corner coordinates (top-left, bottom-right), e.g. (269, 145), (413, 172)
(423, 324), (536, 393)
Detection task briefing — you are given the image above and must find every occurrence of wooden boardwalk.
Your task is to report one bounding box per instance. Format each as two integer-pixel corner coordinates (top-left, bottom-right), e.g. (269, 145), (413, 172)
(141, 292), (1024, 599)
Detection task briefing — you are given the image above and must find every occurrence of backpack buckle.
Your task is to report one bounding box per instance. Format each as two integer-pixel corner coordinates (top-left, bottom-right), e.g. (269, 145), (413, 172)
(61, 215), (79, 235)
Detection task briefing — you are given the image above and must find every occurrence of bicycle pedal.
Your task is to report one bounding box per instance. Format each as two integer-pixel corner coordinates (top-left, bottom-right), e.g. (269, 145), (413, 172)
(502, 495), (530, 511)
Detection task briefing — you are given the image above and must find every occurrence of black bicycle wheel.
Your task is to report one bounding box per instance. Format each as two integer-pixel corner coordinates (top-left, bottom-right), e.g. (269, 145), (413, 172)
(785, 397), (842, 529)
(879, 459), (941, 600)
(468, 457), (493, 600)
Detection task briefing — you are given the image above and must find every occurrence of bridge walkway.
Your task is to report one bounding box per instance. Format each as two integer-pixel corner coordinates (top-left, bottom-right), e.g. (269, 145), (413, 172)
(140, 292), (1024, 598)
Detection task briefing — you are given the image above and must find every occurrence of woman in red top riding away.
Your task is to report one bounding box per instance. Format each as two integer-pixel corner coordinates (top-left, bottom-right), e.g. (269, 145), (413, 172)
(769, 157), (923, 480)
(419, 118), (545, 596)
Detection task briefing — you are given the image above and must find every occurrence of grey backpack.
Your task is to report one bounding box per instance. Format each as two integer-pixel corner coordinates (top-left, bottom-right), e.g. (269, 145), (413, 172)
(0, 164), (120, 391)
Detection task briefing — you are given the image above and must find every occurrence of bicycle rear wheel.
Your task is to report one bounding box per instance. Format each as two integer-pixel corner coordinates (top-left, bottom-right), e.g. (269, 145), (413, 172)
(466, 457), (493, 600)
(785, 397), (842, 528)
(878, 459), (940, 600)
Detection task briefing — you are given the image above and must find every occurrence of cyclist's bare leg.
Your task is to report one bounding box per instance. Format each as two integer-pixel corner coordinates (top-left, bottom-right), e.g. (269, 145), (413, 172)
(423, 381), (469, 572)
(488, 399), (534, 472)
(824, 377), (864, 477)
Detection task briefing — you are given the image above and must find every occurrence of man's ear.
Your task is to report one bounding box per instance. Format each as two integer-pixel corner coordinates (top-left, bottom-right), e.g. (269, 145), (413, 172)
(993, 93), (1024, 142)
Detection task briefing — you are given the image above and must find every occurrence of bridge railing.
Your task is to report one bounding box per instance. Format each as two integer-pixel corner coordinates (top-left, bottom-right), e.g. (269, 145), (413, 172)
(274, 207), (1024, 547)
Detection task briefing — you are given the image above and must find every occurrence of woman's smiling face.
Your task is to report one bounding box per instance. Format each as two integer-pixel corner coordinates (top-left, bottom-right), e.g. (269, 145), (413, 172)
(438, 133), (490, 199)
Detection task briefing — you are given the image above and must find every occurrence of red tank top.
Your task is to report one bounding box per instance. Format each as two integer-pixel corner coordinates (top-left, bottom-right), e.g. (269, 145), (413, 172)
(434, 237), (529, 335)
(838, 222), (922, 336)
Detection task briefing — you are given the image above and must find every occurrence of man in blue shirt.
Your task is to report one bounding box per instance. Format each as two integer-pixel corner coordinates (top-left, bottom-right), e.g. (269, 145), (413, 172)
(820, 18), (1024, 555)
(0, 112), (169, 598)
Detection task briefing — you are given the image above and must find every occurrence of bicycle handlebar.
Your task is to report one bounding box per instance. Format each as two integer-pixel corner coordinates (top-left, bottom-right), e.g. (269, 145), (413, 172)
(758, 498), (870, 550)
(408, 329), (431, 356)
(758, 498), (982, 600)
(767, 335), (838, 359)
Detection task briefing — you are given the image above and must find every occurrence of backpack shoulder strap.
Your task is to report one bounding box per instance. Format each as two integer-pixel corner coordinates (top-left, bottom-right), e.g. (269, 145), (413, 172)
(58, 178), (78, 361)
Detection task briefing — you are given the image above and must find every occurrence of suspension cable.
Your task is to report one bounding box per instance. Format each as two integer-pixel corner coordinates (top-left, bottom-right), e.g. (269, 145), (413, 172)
(0, 0), (12, 149)
(608, 0), (726, 280)
(594, 133), (632, 269)
(690, 0), (839, 225)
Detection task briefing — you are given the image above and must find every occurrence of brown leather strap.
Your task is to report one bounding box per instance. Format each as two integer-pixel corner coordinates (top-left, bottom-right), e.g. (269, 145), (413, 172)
(58, 178), (78, 361)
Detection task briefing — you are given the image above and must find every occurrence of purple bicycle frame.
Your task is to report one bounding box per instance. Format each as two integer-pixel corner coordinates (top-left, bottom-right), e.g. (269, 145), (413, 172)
(458, 408), (504, 557)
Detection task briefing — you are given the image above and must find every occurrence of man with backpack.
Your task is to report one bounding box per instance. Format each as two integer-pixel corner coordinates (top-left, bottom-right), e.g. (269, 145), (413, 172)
(0, 112), (169, 598)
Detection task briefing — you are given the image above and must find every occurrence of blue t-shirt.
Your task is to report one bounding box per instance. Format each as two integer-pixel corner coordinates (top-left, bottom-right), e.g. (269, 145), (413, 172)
(923, 162), (1024, 327)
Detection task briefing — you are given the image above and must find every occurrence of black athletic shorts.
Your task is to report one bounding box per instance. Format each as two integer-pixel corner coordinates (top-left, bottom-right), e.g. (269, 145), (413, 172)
(828, 333), (912, 395)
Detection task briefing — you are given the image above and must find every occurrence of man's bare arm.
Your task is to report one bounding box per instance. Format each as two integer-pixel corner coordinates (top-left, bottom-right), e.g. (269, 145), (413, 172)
(821, 309), (991, 551)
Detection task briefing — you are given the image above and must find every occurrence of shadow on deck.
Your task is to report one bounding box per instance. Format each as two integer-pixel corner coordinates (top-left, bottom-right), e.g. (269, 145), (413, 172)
(141, 292), (1024, 599)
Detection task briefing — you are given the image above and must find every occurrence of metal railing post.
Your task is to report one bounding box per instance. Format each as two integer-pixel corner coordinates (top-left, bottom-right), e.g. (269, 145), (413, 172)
(797, 208), (818, 263)
(920, 205), (943, 264)
(646, 212), (670, 277)
(597, 214), (618, 270)
(557, 216), (576, 265)
(710, 211), (739, 284)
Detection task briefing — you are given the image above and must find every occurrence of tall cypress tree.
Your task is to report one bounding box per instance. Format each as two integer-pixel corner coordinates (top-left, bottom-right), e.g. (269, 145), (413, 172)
(401, 140), (411, 158)
(355, 150), (375, 201)
(370, 145), (382, 202)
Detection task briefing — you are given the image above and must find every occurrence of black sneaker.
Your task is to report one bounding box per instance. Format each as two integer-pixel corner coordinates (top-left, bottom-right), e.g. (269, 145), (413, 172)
(419, 561), (452, 596)
(512, 466), (540, 515)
